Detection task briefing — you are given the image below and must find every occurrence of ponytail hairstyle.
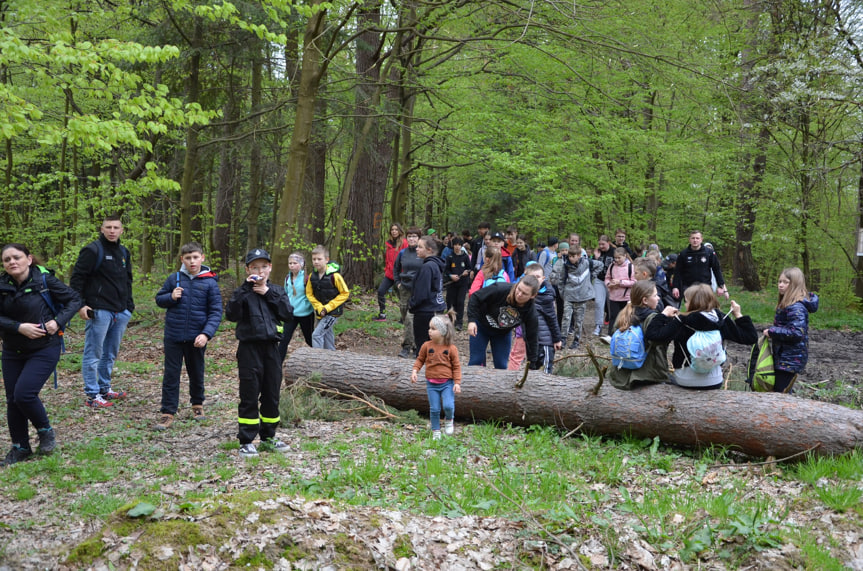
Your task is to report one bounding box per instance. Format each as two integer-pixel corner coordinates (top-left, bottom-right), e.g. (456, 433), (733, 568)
(614, 280), (657, 331)
(778, 267), (808, 309)
(287, 252), (306, 295)
(430, 314), (454, 346)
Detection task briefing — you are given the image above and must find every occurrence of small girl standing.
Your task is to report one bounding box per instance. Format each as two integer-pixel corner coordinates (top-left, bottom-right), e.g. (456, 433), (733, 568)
(411, 315), (462, 440)
(763, 267), (819, 393)
(278, 252), (314, 363)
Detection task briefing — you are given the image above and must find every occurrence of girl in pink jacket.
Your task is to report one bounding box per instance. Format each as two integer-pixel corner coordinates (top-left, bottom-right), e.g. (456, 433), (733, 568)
(603, 248), (635, 336)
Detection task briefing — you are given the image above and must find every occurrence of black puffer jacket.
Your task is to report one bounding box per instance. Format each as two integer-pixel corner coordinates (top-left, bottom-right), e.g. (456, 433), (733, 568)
(0, 266), (82, 353)
(533, 285), (561, 346)
(69, 234), (134, 312)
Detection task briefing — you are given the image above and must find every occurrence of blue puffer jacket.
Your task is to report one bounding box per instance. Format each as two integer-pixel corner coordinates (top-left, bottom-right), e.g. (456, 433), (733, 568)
(155, 265), (223, 343)
(768, 293), (819, 373)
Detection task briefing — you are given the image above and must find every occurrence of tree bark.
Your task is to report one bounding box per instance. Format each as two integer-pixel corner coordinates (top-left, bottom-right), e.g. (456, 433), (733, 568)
(285, 347), (863, 458)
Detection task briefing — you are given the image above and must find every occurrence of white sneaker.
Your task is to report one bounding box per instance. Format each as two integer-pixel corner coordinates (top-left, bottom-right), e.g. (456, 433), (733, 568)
(263, 438), (290, 453)
(593, 326), (602, 336)
(239, 443), (259, 458)
(600, 335), (612, 345)
(432, 430), (442, 440)
(444, 419), (454, 435)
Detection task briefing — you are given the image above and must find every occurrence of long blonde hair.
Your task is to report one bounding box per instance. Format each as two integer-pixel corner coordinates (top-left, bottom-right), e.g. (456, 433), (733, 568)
(614, 280), (656, 331)
(778, 267), (808, 309)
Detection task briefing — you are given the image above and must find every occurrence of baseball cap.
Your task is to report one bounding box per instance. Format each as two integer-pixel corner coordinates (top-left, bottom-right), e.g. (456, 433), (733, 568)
(245, 248), (271, 265)
(489, 231), (505, 241)
(427, 228), (436, 235)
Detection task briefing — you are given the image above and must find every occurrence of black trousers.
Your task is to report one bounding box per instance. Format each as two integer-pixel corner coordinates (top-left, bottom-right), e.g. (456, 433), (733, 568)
(277, 314), (314, 363)
(446, 279), (469, 324)
(237, 341), (282, 445)
(160, 340), (206, 414)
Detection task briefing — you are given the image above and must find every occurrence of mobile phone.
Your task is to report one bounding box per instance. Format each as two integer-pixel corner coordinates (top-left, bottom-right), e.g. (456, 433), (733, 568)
(86, 308), (94, 319)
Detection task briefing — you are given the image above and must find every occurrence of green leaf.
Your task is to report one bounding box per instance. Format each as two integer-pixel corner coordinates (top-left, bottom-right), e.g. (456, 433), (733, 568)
(127, 502), (157, 518)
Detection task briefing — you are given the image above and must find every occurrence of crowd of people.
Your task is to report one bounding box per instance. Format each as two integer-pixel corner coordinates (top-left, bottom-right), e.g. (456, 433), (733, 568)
(0, 217), (818, 462)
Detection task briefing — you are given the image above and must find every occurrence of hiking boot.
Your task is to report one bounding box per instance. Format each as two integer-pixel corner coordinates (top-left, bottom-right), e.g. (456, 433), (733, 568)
(600, 335), (612, 345)
(85, 394), (113, 408)
(444, 419), (454, 436)
(373, 313), (387, 322)
(103, 389), (127, 400)
(2, 445), (32, 467)
(432, 430), (442, 441)
(154, 414), (174, 431)
(37, 427), (56, 454)
(192, 405), (206, 421)
(262, 438), (290, 453)
(239, 443), (259, 458)
(569, 341), (579, 350)
(398, 348), (412, 359)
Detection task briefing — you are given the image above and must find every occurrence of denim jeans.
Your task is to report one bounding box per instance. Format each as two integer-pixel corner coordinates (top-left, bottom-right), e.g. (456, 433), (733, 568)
(82, 309), (132, 397)
(3, 344), (60, 447)
(426, 379), (454, 430)
(468, 321), (511, 369)
(377, 276), (396, 314)
(312, 315), (338, 350)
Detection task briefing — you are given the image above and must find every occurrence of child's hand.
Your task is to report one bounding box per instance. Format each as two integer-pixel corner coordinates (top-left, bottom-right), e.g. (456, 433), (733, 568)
(194, 334), (209, 348)
(251, 279), (269, 295)
(454, 383), (462, 394)
(172, 287), (183, 300)
(411, 370), (418, 383)
(763, 328), (771, 338)
(729, 299), (742, 318)
(319, 308), (327, 317)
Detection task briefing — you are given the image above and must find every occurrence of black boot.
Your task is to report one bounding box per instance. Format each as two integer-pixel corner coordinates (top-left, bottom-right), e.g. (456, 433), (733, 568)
(38, 427), (56, 454)
(2, 445), (33, 466)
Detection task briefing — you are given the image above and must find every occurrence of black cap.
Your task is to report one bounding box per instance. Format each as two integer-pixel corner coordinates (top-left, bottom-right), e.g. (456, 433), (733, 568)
(245, 248), (271, 265)
(665, 253), (678, 263)
(489, 231), (505, 241)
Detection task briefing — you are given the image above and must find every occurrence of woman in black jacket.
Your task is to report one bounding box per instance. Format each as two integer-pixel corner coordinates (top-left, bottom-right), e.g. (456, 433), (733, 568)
(0, 244), (82, 466)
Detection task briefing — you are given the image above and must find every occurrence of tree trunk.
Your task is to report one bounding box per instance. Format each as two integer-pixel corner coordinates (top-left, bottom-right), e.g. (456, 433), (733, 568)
(285, 347), (863, 458)
(179, 21), (203, 246)
(213, 91), (238, 270)
(272, 2), (328, 274)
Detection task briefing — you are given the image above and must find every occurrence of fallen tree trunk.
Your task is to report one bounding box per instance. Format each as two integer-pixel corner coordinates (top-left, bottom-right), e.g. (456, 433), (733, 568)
(285, 347), (863, 458)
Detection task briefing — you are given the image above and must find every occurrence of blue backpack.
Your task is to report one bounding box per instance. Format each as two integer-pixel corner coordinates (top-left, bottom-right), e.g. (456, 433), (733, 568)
(610, 325), (647, 369)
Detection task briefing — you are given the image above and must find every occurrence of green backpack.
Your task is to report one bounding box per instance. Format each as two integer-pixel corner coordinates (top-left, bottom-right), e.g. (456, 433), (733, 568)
(747, 336), (775, 392)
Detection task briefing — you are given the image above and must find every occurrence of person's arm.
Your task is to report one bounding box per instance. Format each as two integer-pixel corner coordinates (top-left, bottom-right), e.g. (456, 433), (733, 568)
(305, 276), (324, 314)
(710, 251), (727, 293)
(46, 274), (83, 330)
(325, 273), (350, 313)
(225, 286), (249, 322)
(125, 247), (135, 312)
(522, 305), (539, 365)
(155, 275), (179, 308)
(450, 345), (462, 384)
(765, 304), (807, 342)
(201, 278), (223, 340)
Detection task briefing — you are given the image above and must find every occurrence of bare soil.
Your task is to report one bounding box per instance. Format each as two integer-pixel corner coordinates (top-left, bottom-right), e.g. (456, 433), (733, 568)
(1, 295), (862, 570)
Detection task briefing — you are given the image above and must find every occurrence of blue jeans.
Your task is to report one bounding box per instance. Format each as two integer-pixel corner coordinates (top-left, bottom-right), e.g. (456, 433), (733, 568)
(468, 321), (511, 369)
(312, 315), (338, 350)
(3, 344), (60, 447)
(82, 309), (132, 397)
(426, 380), (455, 430)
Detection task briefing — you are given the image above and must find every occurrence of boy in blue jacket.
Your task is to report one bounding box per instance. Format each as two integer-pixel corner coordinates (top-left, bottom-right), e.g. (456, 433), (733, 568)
(154, 242), (222, 430)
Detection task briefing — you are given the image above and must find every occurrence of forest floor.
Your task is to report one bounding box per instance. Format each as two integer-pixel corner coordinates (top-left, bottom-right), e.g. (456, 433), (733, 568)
(1, 294), (862, 570)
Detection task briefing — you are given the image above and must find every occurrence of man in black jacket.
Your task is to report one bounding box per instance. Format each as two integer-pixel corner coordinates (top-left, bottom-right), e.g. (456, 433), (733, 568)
(70, 215), (134, 408)
(671, 230), (727, 302)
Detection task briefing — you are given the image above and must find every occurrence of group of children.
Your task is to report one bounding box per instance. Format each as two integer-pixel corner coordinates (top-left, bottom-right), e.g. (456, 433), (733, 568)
(155, 243), (348, 457)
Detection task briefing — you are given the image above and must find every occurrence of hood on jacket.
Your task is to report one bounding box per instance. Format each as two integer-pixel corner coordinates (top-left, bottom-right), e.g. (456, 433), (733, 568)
(800, 293), (819, 314)
(681, 308), (725, 331)
(423, 255), (446, 272)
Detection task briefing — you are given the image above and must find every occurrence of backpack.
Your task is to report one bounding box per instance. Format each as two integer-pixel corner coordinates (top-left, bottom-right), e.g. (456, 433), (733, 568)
(36, 266), (65, 388)
(747, 336), (775, 392)
(90, 240), (131, 273)
(685, 329), (727, 374)
(482, 269), (507, 288)
(610, 324), (647, 369)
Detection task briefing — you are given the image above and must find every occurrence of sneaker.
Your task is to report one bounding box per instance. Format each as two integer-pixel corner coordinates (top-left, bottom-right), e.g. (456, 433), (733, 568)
(593, 326), (602, 336)
(262, 438), (290, 453)
(432, 430), (442, 441)
(600, 335), (612, 345)
(444, 419), (454, 436)
(103, 389), (127, 400)
(239, 443), (259, 458)
(192, 405), (206, 421)
(154, 414), (174, 431)
(569, 341), (579, 350)
(85, 394), (113, 408)
(37, 427), (56, 454)
(398, 348), (412, 359)
(455, 322), (463, 332)
(373, 313), (387, 322)
(2, 445), (32, 467)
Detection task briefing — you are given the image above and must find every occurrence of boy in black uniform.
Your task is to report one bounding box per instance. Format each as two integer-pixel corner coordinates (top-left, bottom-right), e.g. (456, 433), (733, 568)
(444, 237), (471, 330)
(225, 249), (293, 458)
